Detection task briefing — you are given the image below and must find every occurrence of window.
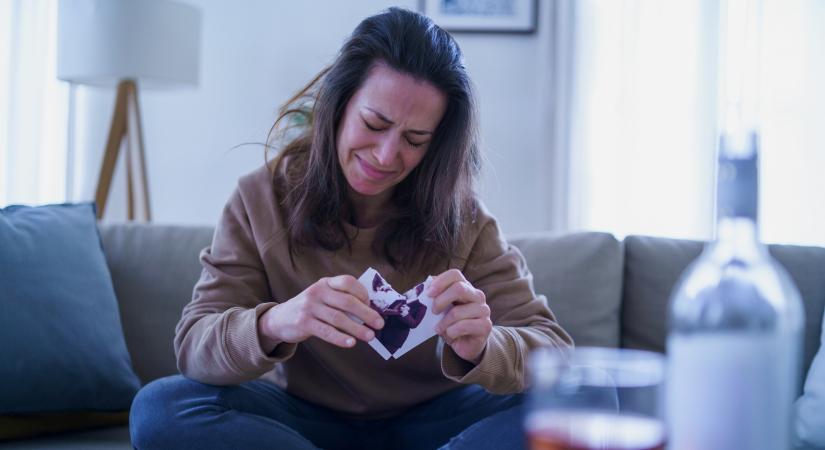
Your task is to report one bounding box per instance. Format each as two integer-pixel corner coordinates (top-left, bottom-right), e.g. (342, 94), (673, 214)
(0, 0), (68, 207)
(568, 0), (825, 246)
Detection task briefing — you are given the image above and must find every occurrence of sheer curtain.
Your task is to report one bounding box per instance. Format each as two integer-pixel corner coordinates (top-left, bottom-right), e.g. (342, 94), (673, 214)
(0, 0), (68, 207)
(567, 0), (718, 241)
(759, 1), (825, 246)
(565, 0), (825, 246)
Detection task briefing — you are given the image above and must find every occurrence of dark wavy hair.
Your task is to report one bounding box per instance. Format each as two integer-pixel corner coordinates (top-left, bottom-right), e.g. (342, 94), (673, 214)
(267, 7), (480, 271)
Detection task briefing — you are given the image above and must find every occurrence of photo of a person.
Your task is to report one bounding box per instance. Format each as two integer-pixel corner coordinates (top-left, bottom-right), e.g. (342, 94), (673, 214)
(368, 273), (428, 355)
(372, 272), (394, 294)
(375, 298), (427, 355)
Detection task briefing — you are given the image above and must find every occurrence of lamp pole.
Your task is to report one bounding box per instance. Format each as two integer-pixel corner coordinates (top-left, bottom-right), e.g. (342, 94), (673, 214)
(65, 83), (76, 203)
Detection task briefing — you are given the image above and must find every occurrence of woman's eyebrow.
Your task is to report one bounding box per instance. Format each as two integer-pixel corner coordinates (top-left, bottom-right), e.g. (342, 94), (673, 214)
(365, 107), (394, 124)
(364, 107), (433, 136)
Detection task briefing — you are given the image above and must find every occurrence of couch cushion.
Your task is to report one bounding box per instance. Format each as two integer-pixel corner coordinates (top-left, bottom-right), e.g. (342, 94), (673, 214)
(620, 236), (703, 355)
(0, 411), (128, 442)
(510, 232), (623, 348)
(99, 224), (214, 384)
(795, 307), (825, 448)
(770, 243), (825, 380)
(0, 426), (131, 450)
(0, 203), (140, 413)
(622, 235), (825, 387)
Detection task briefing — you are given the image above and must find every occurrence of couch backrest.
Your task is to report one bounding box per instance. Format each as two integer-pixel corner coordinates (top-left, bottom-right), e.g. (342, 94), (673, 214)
(622, 235), (825, 391)
(99, 224), (213, 385)
(100, 225), (625, 385)
(509, 232), (624, 348)
(99, 224), (823, 392)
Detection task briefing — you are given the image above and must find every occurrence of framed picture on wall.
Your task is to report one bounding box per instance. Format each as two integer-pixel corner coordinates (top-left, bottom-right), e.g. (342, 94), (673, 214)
(420, 0), (537, 34)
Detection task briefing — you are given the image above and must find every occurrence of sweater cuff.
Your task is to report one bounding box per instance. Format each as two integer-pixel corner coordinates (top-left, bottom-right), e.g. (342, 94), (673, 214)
(440, 327), (522, 393)
(224, 302), (297, 373)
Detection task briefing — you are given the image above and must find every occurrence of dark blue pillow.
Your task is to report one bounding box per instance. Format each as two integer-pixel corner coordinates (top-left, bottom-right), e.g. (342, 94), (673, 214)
(0, 203), (140, 413)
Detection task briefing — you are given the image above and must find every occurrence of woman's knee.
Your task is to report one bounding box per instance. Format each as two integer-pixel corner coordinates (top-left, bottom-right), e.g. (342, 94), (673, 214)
(130, 375), (216, 449)
(441, 405), (526, 450)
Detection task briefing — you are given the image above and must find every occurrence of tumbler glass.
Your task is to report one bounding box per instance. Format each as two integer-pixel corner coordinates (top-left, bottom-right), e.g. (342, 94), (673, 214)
(525, 347), (667, 450)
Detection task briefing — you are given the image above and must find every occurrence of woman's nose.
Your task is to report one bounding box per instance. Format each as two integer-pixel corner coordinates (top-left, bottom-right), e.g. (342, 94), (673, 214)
(373, 136), (400, 167)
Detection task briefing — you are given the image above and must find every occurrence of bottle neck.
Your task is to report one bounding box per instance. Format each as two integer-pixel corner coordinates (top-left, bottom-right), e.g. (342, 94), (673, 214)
(716, 132), (758, 220)
(714, 216), (763, 258)
(712, 131), (764, 259)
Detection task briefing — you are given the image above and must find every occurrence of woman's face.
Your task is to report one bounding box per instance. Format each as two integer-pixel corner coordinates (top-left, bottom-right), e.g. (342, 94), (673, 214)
(336, 63), (447, 200)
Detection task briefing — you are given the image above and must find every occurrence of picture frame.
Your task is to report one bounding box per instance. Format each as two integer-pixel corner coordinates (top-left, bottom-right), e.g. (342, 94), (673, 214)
(420, 0), (538, 34)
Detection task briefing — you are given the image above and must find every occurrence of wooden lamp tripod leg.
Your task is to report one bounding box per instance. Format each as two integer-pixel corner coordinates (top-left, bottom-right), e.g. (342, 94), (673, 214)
(126, 105), (135, 220)
(94, 79), (152, 221)
(129, 82), (152, 221)
(94, 81), (130, 220)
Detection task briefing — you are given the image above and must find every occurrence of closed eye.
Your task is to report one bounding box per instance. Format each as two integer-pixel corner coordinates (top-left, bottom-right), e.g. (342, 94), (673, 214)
(363, 119), (383, 132)
(362, 115), (427, 147)
(406, 139), (427, 148)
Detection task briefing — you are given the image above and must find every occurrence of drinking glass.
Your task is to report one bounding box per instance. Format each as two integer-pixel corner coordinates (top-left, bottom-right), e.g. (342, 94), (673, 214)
(525, 347), (666, 450)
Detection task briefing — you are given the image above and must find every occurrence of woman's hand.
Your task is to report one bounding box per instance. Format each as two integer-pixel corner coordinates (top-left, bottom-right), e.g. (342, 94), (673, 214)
(258, 275), (385, 352)
(429, 269), (492, 365)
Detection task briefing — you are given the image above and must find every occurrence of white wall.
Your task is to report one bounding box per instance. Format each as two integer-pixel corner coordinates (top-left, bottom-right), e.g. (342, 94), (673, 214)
(73, 0), (555, 235)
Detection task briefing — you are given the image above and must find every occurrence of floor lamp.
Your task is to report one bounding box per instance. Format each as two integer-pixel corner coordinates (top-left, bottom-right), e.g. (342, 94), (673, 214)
(56, 0), (200, 221)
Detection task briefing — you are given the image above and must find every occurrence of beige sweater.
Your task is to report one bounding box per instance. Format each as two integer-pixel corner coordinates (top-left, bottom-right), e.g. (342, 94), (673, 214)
(174, 165), (572, 418)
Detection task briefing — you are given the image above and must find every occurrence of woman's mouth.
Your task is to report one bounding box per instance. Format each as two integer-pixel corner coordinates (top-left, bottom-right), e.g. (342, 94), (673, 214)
(357, 155), (396, 182)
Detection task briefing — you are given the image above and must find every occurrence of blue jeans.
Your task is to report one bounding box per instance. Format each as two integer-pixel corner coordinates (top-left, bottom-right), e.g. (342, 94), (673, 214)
(130, 374), (525, 450)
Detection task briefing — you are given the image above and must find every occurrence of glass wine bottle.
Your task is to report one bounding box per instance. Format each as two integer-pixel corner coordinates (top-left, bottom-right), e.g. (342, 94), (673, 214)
(666, 130), (805, 450)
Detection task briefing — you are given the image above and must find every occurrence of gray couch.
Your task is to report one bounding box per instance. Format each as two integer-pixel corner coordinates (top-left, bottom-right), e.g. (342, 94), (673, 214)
(2, 225), (823, 449)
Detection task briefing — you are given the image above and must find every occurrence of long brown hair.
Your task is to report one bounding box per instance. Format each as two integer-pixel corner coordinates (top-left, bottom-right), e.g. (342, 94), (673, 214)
(268, 7), (480, 271)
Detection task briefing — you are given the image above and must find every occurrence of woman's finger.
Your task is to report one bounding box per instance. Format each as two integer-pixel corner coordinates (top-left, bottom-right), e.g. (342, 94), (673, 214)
(308, 318), (358, 348)
(426, 269), (466, 298)
(312, 301), (376, 342)
(323, 289), (384, 330)
(436, 302), (490, 334)
(443, 317), (493, 342)
(326, 275), (369, 303)
(432, 280), (485, 314)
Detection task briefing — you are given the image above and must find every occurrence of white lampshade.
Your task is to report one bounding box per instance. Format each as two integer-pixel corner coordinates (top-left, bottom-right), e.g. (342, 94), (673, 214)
(57, 0), (201, 89)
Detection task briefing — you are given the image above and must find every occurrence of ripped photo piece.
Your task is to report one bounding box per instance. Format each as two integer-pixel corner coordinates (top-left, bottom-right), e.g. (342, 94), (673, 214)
(355, 267), (444, 360)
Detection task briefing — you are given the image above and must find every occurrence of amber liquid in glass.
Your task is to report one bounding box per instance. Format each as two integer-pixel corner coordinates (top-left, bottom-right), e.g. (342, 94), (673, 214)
(526, 411), (666, 450)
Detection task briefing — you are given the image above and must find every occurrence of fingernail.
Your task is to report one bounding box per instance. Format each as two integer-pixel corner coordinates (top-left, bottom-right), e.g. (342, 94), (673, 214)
(346, 338), (355, 346)
(374, 319), (384, 329)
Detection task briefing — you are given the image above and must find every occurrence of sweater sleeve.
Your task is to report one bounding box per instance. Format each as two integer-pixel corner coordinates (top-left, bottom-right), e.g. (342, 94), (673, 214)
(439, 215), (573, 394)
(174, 187), (297, 385)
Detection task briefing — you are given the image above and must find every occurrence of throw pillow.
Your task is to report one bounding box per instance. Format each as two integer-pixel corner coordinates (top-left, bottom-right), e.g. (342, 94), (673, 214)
(0, 202), (141, 415)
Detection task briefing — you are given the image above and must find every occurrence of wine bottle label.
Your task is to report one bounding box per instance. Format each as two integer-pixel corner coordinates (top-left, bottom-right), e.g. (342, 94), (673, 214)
(717, 134), (758, 220)
(667, 332), (798, 450)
